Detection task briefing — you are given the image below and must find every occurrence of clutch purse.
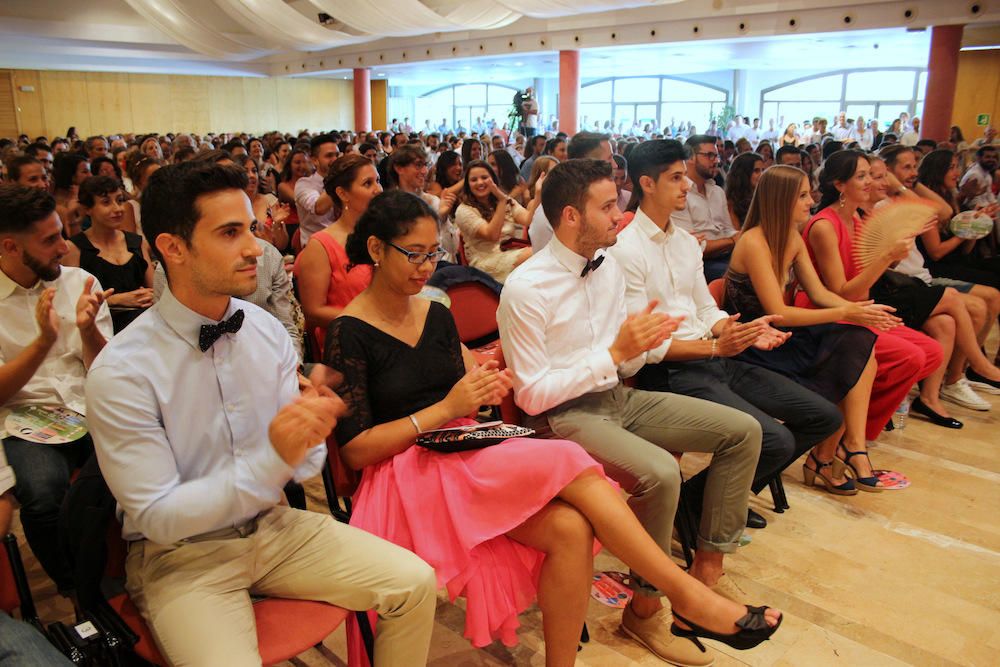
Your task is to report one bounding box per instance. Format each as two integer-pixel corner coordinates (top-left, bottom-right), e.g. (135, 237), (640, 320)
(416, 420), (536, 452)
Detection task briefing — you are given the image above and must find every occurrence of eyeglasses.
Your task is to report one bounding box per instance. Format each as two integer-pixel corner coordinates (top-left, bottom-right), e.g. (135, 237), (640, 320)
(387, 241), (447, 265)
(695, 152), (720, 161)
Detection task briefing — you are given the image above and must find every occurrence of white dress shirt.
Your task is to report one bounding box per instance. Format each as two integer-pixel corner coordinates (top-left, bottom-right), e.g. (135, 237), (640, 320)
(86, 288), (325, 544)
(498, 235), (645, 417)
(960, 162), (997, 210)
(0, 266), (112, 435)
(900, 130), (920, 147)
(671, 178), (737, 241)
(294, 172), (334, 245)
(832, 125), (852, 141)
(610, 208), (730, 364)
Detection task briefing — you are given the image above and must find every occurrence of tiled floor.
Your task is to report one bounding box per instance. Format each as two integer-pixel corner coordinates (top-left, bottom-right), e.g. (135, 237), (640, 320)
(12, 359), (1000, 666)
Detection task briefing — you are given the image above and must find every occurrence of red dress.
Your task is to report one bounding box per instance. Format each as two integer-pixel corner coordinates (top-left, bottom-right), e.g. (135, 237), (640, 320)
(797, 207), (942, 440)
(293, 232), (372, 351)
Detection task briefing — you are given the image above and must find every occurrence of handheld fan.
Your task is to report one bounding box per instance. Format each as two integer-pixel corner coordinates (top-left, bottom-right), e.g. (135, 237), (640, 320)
(853, 200), (936, 269)
(949, 210), (994, 240)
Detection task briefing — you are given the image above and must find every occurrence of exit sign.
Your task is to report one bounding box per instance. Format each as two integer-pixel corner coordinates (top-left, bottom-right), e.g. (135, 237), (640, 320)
(977, 114), (991, 126)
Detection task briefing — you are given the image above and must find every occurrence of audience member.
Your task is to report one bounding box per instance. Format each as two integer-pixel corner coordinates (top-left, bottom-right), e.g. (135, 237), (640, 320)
(499, 159), (773, 663)
(87, 162), (436, 666)
(63, 176), (153, 332)
(239, 155), (289, 250)
(455, 160), (534, 281)
(612, 140), (842, 522)
(673, 135), (738, 281)
(295, 134), (340, 245)
(52, 152), (90, 237)
(7, 155), (48, 190)
(0, 184), (112, 593)
(724, 152), (764, 229)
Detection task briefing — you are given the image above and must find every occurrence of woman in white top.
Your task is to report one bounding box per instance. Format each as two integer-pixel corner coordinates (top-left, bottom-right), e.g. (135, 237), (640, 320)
(454, 160), (534, 282)
(239, 154), (290, 250)
(851, 116), (873, 151)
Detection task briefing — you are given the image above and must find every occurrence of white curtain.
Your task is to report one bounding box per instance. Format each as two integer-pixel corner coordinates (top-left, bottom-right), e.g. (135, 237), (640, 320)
(304, 0), (518, 36)
(214, 0), (368, 51)
(123, 0), (267, 58)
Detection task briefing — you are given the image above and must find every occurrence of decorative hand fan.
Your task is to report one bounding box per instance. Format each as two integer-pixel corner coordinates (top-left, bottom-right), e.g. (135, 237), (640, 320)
(854, 200), (936, 269)
(949, 210), (994, 240)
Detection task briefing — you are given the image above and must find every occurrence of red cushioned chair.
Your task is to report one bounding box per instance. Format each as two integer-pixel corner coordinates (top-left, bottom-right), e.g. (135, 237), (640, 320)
(100, 521), (356, 666)
(706, 278), (790, 513)
(446, 282), (501, 347)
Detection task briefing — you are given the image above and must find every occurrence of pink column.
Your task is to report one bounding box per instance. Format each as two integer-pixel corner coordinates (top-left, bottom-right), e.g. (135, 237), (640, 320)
(923, 25), (963, 143)
(353, 68), (372, 133)
(559, 50), (580, 135)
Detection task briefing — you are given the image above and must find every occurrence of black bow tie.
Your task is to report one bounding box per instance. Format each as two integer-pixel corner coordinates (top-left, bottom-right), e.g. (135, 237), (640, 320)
(199, 309), (245, 352)
(580, 255), (605, 278)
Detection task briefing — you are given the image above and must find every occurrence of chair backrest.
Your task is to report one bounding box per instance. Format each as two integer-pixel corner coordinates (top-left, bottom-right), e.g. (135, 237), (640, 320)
(707, 278), (725, 307)
(447, 282), (501, 345)
(470, 341), (523, 426)
(0, 535), (21, 614)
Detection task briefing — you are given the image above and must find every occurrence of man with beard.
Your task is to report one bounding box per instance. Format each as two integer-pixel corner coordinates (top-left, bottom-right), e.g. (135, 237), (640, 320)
(498, 159), (763, 666)
(0, 184), (113, 594)
(673, 135), (739, 281)
(960, 144), (998, 211)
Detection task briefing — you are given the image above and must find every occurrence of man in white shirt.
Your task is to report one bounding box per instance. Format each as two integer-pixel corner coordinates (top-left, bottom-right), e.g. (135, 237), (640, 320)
(761, 119), (778, 143)
(831, 112), (852, 141)
(900, 117), (921, 146)
(87, 162), (436, 666)
(610, 140), (843, 529)
(960, 144), (998, 211)
(499, 159), (761, 665)
(0, 185), (113, 594)
(294, 134), (340, 245)
(726, 117), (746, 143)
(745, 118), (761, 146)
(673, 135), (738, 281)
(529, 131), (615, 252)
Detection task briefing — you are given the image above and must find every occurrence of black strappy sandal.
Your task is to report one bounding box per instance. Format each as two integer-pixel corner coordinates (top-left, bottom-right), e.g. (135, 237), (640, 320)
(671, 605), (782, 652)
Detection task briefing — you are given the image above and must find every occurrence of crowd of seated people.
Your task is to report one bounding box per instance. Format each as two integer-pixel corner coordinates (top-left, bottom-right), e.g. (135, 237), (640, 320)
(0, 109), (997, 666)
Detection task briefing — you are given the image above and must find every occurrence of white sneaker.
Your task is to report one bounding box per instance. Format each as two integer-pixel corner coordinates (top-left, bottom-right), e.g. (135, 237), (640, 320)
(940, 379), (992, 411)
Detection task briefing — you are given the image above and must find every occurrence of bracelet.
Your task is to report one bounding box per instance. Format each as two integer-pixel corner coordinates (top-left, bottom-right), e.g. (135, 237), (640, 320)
(710, 338), (718, 359)
(408, 414), (422, 434)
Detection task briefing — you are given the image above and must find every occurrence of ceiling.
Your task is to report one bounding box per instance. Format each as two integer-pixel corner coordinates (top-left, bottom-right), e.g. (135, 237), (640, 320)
(0, 0), (998, 80)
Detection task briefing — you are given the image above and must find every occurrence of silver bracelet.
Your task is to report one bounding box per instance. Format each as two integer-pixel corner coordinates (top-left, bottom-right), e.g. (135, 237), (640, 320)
(408, 414), (421, 434)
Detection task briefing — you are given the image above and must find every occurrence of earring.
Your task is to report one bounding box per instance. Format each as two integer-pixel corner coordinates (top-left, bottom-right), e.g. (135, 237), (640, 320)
(374, 261), (380, 268)
(838, 191), (847, 208)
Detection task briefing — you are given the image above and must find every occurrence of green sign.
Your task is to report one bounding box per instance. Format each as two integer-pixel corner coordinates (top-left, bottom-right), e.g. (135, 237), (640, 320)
(977, 114), (991, 126)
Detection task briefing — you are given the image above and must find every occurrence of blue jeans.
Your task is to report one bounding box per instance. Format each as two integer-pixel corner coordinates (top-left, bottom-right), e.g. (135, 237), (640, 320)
(0, 613), (73, 665)
(2, 435), (93, 592)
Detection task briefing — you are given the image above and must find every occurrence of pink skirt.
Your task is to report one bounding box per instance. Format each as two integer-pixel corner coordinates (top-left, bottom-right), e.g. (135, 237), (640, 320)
(349, 433), (605, 648)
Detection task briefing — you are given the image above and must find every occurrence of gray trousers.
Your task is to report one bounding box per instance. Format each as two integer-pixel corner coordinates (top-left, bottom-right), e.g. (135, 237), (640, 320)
(528, 385), (761, 556)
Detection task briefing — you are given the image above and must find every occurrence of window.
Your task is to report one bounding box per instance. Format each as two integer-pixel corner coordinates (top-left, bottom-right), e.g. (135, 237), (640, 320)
(580, 76), (728, 133)
(416, 83), (519, 133)
(761, 69), (927, 131)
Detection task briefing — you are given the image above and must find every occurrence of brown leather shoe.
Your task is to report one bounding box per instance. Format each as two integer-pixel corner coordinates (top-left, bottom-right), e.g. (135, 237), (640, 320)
(621, 604), (714, 666)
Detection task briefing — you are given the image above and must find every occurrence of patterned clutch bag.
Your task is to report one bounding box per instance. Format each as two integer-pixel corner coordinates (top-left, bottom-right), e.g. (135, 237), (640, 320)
(416, 421), (536, 452)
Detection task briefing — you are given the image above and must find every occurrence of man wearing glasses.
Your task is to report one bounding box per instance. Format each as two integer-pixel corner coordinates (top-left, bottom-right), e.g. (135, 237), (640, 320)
(671, 135), (738, 281)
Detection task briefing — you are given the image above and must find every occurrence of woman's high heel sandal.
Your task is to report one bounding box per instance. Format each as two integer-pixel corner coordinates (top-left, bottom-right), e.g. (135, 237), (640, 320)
(802, 450), (857, 496)
(671, 606), (782, 652)
(836, 443), (883, 493)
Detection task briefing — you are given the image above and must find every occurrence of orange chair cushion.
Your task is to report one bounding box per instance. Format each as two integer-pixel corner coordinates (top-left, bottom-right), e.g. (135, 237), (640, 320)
(108, 594), (350, 666)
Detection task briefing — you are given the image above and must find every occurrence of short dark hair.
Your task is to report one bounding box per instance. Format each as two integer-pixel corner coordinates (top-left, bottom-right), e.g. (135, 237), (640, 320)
(141, 162), (249, 265)
(7, 155), (41, 182)
(977, 144), (998, 158)
(78, 175), (123, 208)
(85, 136), (107, 152)
(878, 144), (914, 167)
(52, 152), (89, 190)
(685, 134), (716, 152)
(89, 155), (122, 181)
(612, 154), (628, 171)
(344, 190), (438, 266)
(821, 140), (844, 161)
(915, 139), (937, 151)
(627, 140), (689, 205)
(310, 133), (339, 156)
(0, 184), (57, 235)
(541, 158), (614, 227)
(775, 145), (802, 163)
(24, 143), (51, 158)
(567, 132), (610, 160)
(387, 144), (427, 188)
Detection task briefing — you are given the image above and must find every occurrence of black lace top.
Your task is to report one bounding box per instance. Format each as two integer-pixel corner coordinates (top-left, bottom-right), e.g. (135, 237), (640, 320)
(325, 301), (466, 445)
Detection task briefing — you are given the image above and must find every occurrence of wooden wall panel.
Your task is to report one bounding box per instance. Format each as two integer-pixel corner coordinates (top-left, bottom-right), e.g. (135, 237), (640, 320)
(38, 71), (91, 138)
(371, 79), (388, 133)
(11, 70), (46, 139)
(0, 71), (19, 139)
(951, 51), (1000, 143)
(128, 74), (172, 135)
(0, 70), (353, 139)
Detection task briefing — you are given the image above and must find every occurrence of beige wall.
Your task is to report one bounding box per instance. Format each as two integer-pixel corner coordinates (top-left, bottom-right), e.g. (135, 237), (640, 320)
(3, 69), (353, 139)
(951, 51), (1000, 143)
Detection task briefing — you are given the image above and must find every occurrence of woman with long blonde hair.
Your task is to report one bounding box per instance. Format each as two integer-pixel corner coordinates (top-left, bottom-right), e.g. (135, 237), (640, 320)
(725, 165), (893, 493)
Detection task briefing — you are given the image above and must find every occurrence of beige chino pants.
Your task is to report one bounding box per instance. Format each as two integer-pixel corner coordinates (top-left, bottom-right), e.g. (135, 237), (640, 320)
(125, 505), (437, 667)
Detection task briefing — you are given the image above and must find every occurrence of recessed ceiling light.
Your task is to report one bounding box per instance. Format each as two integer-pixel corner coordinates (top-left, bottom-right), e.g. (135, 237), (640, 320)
(377, 72), (385, 76)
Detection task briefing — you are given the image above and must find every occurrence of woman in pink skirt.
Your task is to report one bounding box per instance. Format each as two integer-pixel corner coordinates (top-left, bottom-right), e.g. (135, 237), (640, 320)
(325, 190), (781, 666)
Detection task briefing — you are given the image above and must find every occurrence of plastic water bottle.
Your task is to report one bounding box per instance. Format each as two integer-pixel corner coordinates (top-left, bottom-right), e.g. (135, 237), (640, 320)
(891, 398), (910, 431)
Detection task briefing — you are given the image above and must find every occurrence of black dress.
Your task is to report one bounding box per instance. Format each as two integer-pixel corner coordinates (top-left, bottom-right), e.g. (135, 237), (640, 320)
(69, 231), (148, 332)
(724, 270), (876, 403)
